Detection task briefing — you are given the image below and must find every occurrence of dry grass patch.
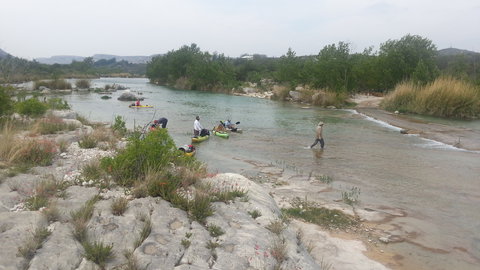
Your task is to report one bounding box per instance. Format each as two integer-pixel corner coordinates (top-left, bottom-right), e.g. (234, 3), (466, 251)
(382, 77), (480, 118)
(30, 116), (77, 135)
(111, 197), (129, 216)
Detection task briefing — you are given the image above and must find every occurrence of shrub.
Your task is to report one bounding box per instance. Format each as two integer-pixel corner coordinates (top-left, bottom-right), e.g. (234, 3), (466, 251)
(100, 129), (192, 186)
(0, 86), (14, 116)
(112, 115), (127, 136)
(46, 97), (70, 110)
(76, 79), (91, 89)
(111, 197), (129, 216)
(15, 98), (48, 117)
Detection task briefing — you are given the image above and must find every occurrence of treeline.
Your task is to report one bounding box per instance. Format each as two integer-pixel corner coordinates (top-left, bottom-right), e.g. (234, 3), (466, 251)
(146, 34), (480, 93)
(0, 56), (146, 83)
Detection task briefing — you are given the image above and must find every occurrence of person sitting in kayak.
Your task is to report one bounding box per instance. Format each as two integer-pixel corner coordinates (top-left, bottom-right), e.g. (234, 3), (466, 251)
(214, 121), (226, 132)
(224, 120), (238, 132)
(193, 116), (203, 136)
(135, 99), (141, 106)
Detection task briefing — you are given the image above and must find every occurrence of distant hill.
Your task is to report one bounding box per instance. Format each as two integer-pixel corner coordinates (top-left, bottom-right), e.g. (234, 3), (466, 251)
(35, 54), (155, 64)
(35, 55), (85, 64)
(0, 48), (10, 58)
(437, 48), (479, 56)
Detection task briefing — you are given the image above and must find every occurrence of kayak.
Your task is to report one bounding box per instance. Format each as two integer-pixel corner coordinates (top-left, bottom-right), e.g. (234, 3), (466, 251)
(185, 150), (196, 157)
(191, 135), (209, 143)
(227, 128), (243, 133)
(212, 130), (229, 138)
(129, 105), (153, 108)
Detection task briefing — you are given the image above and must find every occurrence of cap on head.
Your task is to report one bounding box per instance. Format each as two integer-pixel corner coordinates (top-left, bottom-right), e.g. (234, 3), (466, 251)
(318, 121), (324, 126)
(196, 116), (200, 120)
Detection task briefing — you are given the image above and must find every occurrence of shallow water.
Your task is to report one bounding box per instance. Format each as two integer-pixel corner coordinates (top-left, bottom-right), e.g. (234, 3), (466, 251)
(58, 78), (480, 269)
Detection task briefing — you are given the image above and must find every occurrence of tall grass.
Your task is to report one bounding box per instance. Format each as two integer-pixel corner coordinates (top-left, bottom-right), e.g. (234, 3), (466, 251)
(31, 116), (78, 135)
(76, 79), (91, 89)
(382, 77), (480, 118)
(34, 79), (72, 90)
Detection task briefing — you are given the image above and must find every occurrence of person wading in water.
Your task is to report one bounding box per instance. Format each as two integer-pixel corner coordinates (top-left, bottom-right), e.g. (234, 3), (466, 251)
(310, 121), (325, 149)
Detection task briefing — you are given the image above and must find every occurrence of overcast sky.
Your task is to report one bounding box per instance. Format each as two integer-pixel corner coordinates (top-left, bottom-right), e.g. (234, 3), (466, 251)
(1, 0), (479, 59)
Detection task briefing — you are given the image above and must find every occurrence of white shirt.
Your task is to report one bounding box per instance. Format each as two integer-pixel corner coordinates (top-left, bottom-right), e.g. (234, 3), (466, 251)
(193, 119), (203, 131)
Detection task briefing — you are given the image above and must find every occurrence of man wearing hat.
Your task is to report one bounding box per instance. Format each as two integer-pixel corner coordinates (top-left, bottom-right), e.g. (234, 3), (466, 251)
(310, 121), (325, 149)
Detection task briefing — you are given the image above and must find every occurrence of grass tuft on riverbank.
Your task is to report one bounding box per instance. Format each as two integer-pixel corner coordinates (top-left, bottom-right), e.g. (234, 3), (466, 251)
(382, 77), (480, 119)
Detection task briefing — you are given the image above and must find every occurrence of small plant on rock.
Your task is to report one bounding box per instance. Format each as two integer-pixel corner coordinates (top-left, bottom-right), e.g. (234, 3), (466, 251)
(266, 220), (285, 235)
(78, 134), (98, 149)
(83, 241), (114, 268)
(248, 209), (262, 219)
(111, 197), (129, 216)
(207, 224), (225, 237)
(17, 226), (51, 261)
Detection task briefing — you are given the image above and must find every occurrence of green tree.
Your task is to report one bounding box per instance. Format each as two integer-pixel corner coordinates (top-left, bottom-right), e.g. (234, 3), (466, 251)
(312, 42), (352, 91)
(378, 34), (438, 89)
(0, 86), (14, 116)
(276, 48), (304, 87)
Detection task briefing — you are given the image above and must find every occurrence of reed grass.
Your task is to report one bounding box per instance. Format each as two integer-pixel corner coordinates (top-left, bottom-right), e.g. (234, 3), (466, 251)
(382, 77), (480, 118)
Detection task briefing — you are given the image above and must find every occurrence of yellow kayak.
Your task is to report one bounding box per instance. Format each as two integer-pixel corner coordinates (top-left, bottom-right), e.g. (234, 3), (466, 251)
(191, 135), (209, 143)
(129, 105), (153, 108)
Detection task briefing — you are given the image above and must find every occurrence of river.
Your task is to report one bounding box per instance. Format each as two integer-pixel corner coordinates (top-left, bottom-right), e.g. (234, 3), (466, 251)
(57, 78), (480, 270)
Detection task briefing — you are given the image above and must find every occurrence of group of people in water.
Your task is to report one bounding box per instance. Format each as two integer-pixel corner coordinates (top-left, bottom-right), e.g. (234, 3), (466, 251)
(148, 115), (325, 151)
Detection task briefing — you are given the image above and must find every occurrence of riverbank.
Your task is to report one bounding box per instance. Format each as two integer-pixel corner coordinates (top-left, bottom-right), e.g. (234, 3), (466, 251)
(0, 110), (390, 270)
(350, 94), (480, 151)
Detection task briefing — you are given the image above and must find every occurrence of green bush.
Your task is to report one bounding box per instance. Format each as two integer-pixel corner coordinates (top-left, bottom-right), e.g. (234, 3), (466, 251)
(101, 128), (188, 186)
(112, 115), (127, 136)
(15, 98), (48, 117)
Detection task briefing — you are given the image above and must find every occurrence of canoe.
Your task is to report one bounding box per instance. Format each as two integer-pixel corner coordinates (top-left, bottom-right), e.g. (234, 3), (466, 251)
(191, 135), (209, 143)
(213, 130), (229, 138)
(129, 105), (153, 108)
